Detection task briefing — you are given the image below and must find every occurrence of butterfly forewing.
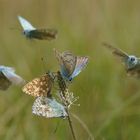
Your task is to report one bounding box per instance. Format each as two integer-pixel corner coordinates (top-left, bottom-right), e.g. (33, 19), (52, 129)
(0, 66), (15, 73)
(32, 96), (67, 118)
(62, 52), (76, 75)
(54, 49), (76, 79)
(18, 16), (36, 31)
(22, 74), (53, 97)
(103, 42), (129, 60)
(2, 69), (25, 85)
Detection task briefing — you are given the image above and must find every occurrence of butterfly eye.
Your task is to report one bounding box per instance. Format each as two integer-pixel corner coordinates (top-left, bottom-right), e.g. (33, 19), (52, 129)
(69, 78), (72, 81)
(130, 57), (135, 62)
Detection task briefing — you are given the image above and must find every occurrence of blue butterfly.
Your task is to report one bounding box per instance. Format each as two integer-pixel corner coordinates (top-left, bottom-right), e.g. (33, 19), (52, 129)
(54, 49), (89, 81)
(0, 65), (25, 90)
(32, 96), (67, 118)
(18, 16), (57, 40)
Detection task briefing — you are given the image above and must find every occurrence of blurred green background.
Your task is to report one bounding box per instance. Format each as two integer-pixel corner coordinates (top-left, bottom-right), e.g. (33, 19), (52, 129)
(0, 0), (140, 139)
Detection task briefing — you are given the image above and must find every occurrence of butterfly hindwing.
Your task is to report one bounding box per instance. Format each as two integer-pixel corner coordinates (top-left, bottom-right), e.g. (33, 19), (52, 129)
(126, 60), (140, 77)
(0, 71), (11, 90)
(71, 56), (89, 79)
(0, 65), (24, 90)
(32, 96), (67, 118)
(22, 74), (53, 97)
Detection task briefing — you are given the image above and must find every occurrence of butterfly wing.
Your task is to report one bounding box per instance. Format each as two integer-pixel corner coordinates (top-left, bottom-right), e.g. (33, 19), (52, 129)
(0, 71), (11, 90)
(71, 56), (89, 79)
(54, 49), (76, 80)
(0, 65), (23, 90)
(2, 69), (25, 85)
(22, 74), (52, 97)
(32, 96), (67, 118)
(18, 16), (36, 31)
(29, 29), (57, 40)
(103, 42), (129, 60)
(103, 42), (130, 70)
(0, 65), (15, 73)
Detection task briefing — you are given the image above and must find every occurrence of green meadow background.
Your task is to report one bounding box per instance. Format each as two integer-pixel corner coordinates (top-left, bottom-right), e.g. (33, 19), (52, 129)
(0, 0), (140, 139)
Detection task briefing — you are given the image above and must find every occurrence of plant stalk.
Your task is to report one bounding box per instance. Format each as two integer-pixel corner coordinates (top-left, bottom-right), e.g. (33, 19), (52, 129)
(66, 108), (77, 140)
(57, 71), (77, 140)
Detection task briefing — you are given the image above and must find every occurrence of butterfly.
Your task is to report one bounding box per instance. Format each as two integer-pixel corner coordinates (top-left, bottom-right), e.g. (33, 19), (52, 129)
(22, 73), (54, 97)
(18, 16), (57, 40)
(103, 42), (140, 77)
(54, 49), (89, 81)
(32, 96), (68, 118)
(0, 65), (25, 90)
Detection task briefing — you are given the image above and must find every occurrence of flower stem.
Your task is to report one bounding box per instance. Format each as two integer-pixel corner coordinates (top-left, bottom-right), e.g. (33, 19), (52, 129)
(56, 71), (77, 140)
(66, 109), (77, 140)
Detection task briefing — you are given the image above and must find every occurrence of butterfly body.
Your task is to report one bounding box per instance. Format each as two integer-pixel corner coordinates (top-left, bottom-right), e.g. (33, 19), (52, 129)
(23, 30), (32, 39)
(32, 96), (67, 118)
(54, 49), (89, 81)
(18, 16), (57, 40)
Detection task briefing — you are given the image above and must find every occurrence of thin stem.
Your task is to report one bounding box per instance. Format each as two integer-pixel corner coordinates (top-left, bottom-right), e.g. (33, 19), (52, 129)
(60, 92), (77, 140)
(57, 71), (77, 140)
(66, 109), (77, 140)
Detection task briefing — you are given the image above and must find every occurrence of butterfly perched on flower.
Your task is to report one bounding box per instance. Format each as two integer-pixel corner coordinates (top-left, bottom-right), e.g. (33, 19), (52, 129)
(22, 73), (54, 97)
(32, 96), (67, 118)
(18, 16), (57, 40)
(54, 49), (89, 81)
(0, 65), (25, 90)
(103, 42), (140, 77)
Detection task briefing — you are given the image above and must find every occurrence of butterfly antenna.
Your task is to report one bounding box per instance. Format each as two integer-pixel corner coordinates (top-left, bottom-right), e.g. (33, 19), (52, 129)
(41, 57), (47, 73)
(53, 120), (62, 134)
(49, 120), (62, 140)
(9, 27), (20, 31)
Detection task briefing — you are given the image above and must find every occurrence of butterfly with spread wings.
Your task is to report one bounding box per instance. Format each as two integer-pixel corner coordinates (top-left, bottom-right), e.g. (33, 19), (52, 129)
(18, 16), (57, 40)
(22, 73), (54, 97)
(0, 66), (25, 90)
(32, 96), (67, 118)
(103, 42), (140, 77)
(54, 49), (89, 81)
